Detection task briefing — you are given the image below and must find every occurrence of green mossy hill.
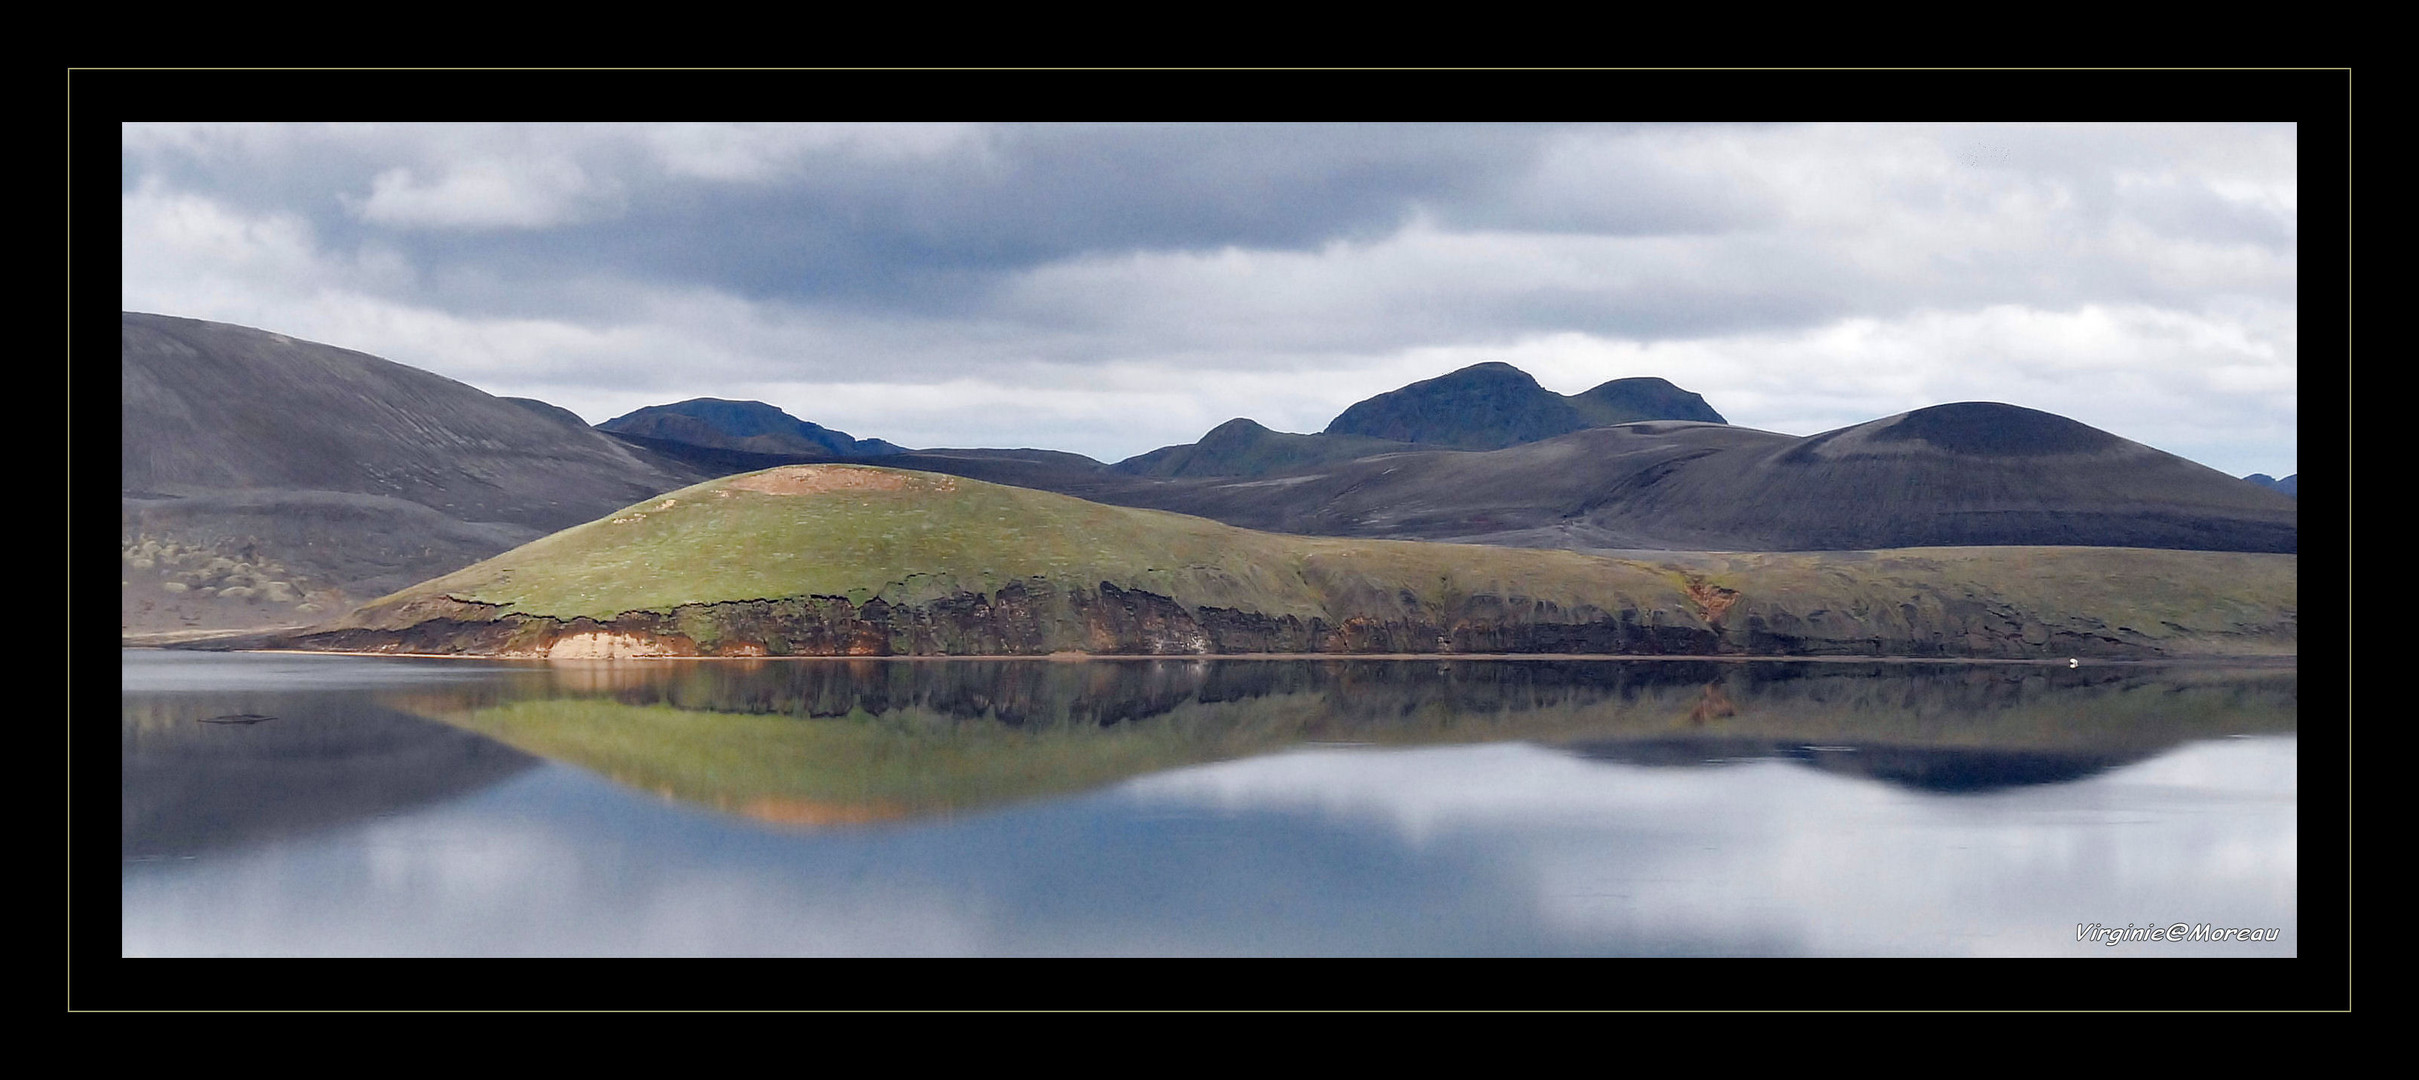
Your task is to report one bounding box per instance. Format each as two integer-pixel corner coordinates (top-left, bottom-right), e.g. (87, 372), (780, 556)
(323, 464), (2296, 659)
(344, 464), (1687, 628)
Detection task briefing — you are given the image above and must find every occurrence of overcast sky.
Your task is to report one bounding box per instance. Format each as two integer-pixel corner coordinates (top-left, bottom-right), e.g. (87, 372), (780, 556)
(120, 121), (2299, 476)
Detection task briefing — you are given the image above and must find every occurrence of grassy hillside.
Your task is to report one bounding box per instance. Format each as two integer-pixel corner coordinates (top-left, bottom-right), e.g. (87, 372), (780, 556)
(316, 464), (2295, 660)
(357, 465), (1695, 626)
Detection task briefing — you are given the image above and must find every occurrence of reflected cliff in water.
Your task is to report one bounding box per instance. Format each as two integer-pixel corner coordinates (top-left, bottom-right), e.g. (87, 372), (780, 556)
(375, 658), (2295, 825)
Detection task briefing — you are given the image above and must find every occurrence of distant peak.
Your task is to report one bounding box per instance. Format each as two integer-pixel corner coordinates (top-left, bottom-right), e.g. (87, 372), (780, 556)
(1437, 361), (1542, 383)
(598, 398), (901, 458)
(1195, 418), (1277, 453)
(602, 398), (794, 426)
(1591, 376), (1680, 391)
(1323, 362), (1730, 450)
(2241, 473), (2296, 498)
(1873, 402), (2123, 457)
(1571, 376), (1727, 425)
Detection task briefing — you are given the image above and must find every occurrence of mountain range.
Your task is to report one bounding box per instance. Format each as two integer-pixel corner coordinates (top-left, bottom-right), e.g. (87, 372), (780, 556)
(118, 312), (2299, 638)
(1110, 364), (1726, 478)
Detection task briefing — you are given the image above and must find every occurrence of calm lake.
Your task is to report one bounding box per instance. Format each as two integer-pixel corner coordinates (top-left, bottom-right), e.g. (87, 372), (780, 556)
(121, 649), (2296, 959)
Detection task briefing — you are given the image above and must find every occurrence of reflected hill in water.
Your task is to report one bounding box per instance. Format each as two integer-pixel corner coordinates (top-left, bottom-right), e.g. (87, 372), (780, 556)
(1569, 738), (2152, 793)
(388, 659), (2296, 826)
(122, 691), (541, 857)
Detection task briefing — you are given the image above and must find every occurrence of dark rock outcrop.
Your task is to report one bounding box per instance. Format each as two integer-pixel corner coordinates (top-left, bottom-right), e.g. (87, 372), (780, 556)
(271, 570), (2284, 662)
(279, 581), (1727, 659)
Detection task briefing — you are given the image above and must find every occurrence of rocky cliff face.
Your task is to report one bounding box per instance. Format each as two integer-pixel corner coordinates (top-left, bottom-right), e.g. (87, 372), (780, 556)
(278, 570), (2290, 662)
(287, 580), (1714, 658)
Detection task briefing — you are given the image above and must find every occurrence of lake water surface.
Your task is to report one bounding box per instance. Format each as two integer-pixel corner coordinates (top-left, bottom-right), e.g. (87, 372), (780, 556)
(121, 650), (2296, 959)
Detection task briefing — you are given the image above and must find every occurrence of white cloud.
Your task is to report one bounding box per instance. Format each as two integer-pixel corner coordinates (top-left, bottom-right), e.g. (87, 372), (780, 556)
(637, 121), (980, 182)
(350, 157), (618, 230)
(1121, 737), (2297, 957)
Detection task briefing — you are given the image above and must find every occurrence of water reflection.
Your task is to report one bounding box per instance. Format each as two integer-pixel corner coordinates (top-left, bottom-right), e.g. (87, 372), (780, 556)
(123, 685), (539, 858)
(119, 652), (2298, 958)
(386, 658), (2296, 823)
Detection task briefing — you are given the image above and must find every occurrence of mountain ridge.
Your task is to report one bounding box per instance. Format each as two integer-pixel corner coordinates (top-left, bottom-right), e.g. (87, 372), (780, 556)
(599, 398), (906, 459)
(876, 403), (2298, 555)
(119, 313), (2297, 641)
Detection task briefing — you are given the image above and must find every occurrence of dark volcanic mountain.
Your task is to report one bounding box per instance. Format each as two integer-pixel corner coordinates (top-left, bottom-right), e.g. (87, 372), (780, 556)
(599, 398), (905, 459)
(1113, 363), (1729, 478)
(1323, 362), (1727, 451)
(964, 402), (2297, 554)
(1112, 419), (1415, 479)
(121, 312), (715, 634)
(1568, 376), (1727, 427)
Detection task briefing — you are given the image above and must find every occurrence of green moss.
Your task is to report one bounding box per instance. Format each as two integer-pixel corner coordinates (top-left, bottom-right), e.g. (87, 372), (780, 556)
(371, 465), (1694, 625)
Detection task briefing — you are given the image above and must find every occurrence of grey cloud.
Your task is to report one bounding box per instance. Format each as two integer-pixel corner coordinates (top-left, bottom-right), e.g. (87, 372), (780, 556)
(119, 120), (2300, 476)
(126, 123), (1585, 314)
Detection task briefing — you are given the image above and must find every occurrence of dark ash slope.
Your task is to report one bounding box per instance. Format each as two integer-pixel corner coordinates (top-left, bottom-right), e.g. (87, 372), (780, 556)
(121, 312), (715, 633)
